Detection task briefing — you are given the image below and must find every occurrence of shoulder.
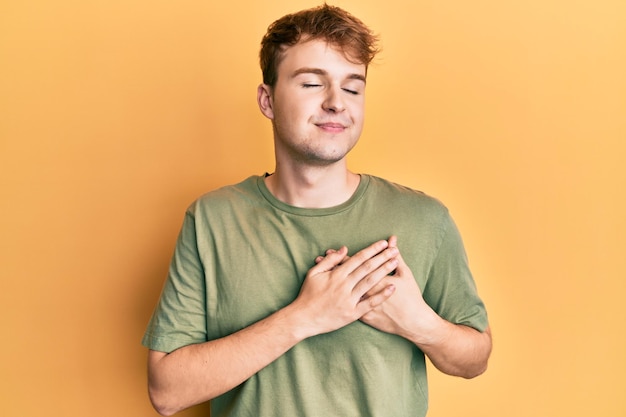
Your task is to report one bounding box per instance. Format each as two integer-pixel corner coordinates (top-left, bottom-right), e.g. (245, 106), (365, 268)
(187, 175), (264, 216)
(364, 175), (449, 219)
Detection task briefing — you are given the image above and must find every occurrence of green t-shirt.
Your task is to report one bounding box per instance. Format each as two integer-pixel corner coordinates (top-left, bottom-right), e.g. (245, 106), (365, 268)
(143, 174), (488, 417)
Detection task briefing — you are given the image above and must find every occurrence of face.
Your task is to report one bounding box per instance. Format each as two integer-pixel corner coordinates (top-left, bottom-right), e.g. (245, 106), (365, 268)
(258, 39), (367, 167)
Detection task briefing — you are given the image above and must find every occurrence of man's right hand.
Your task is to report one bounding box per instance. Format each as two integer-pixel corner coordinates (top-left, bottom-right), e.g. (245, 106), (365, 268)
(147, 240), (398, 416)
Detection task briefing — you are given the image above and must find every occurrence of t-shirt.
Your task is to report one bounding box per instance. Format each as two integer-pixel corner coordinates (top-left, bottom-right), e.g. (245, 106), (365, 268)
(142, 174), (488, 417)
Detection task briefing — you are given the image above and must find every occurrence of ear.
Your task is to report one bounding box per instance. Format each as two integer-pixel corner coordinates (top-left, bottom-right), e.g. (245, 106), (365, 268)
(257, 83), (274, 120)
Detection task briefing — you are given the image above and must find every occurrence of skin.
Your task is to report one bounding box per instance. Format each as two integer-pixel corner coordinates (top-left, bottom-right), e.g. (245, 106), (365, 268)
(148, 241), (399, 416)
(147, 37), (492, 416)
(257, 38), (366, 208)
(319, 235), (492, 378)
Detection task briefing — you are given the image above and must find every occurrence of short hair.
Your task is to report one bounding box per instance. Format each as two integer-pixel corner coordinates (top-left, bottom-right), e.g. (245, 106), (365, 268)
(259, 4), (380, 87)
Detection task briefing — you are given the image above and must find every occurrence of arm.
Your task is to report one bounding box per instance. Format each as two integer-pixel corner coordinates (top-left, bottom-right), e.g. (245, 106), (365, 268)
(408, 320), (492, 379)
(148, 240), (399, 416)
(148, 305), (307, 416)
(360, 236), (492, 378)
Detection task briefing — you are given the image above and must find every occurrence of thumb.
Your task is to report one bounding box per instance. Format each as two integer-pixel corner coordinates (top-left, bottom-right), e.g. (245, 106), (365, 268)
(388, 235), (409, 275)
(310, 246), (348, 273)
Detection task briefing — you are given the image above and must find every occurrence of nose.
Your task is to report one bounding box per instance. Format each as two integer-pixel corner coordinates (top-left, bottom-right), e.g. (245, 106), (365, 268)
(322, 85), (345, 113)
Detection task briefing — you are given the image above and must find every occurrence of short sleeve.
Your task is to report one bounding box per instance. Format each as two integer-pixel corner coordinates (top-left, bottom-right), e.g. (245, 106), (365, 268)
(422, 211), (489, 332)
(142, 211), (208, 352)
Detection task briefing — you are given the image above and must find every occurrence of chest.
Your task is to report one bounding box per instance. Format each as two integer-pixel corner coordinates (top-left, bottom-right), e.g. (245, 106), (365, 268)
(198, 205), (438, 339)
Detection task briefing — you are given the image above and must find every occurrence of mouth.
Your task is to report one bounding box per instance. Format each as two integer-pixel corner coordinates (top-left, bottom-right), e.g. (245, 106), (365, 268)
(315, 122), (347, 133)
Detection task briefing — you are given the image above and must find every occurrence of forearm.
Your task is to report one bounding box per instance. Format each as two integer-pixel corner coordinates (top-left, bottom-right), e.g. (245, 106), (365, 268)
(403, 311), (492, 379)
(147, 242), (399, 415)
(148, 304), (308, 416)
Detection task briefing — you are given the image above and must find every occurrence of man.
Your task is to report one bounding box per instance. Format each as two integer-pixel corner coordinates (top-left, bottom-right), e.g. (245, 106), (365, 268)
(143, 4), (491, 417)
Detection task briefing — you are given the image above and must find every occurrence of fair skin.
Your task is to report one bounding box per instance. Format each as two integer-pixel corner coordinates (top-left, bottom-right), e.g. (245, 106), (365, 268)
(257, 38), (366, 207)
(148, 242), (399, 416)
(148, 38), (491, 416)
(264, 39), (491, 376)
(319, 235), (492, 378)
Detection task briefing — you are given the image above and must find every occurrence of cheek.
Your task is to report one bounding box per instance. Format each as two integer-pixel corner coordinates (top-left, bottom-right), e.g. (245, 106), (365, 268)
(350, 103), (365, 125)
(273, 105), (305, 133)
(275, 96), (309, 120)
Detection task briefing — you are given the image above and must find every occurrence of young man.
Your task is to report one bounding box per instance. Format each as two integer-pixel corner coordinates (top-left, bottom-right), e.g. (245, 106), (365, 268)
(143, 5), (491, 417)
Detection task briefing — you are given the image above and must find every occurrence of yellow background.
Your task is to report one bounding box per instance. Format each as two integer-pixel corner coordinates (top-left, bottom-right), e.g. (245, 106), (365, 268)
(1, 0), (624, 416)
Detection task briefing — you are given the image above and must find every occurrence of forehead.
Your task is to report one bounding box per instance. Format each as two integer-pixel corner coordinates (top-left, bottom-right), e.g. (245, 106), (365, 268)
(277, 39), (366, 78)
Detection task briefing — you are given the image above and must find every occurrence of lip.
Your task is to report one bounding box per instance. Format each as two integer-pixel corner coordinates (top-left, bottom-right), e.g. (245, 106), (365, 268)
(315, 122), (347, 132)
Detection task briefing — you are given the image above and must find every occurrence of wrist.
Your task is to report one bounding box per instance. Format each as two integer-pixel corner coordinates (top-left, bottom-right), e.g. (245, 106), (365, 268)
(403, 308), (451, 348)
(276, 302), (317, 343)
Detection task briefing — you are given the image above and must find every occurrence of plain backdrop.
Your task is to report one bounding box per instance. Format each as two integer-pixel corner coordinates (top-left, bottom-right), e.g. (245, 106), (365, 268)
(1, 0), (625, 416)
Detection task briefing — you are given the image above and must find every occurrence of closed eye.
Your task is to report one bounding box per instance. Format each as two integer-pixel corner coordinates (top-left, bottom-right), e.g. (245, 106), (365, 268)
(342, 88), (359, 95)
(302, 83), (321, 88)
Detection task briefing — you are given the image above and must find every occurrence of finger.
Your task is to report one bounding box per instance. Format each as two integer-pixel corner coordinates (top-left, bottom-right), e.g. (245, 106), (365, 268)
(386, 235), (400, 275)
(386, 243), (417, 284)
(308, 246), (348, 275)
(317, 248), (338, 263)
(352, 255), (398, 297)
(357, 283), (396, 314)
(315, 248), (344, 264)
(338, 240), (390, 276)
(348, 244), (397, 283)
(359, 236), (399, 288)
(361, 278), (392, 300)
(316, 247), (354, 265)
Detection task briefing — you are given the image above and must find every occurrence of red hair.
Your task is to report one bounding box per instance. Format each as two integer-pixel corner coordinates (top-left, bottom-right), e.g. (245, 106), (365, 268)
(259, 4), (380, 86)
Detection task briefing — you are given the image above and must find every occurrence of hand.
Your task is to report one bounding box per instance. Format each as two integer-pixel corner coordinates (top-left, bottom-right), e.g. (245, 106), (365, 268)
(359, 236), (434, 338)
(317, 238), (492, 378)
(291, 240), (399, 338)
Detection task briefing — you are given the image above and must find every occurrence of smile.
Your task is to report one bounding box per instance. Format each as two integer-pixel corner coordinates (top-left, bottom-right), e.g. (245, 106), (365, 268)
(315, 122), (347, 133)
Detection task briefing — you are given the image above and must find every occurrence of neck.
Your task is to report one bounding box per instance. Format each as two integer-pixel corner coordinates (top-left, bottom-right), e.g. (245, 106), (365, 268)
(265, 163), (360, 208)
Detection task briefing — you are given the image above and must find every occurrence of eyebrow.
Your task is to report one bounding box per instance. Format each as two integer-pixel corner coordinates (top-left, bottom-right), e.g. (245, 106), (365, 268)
(291, 67), (366, 83)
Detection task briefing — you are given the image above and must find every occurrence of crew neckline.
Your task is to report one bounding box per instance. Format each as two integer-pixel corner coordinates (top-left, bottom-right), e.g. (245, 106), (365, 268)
(256, 174), (370, 216)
